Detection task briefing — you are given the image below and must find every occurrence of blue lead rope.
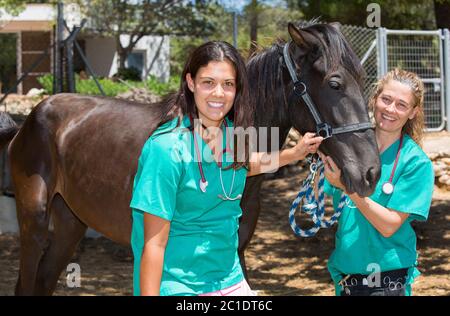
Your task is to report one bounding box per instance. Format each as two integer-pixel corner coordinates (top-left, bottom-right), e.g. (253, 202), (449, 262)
(289, 158), (347, 237)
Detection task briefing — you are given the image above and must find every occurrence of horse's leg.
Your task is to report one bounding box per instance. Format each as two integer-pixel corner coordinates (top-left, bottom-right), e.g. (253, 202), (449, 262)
(34, 194), (87, 295)
(238, 175), (264, 283)
(14, 176), (50, 296)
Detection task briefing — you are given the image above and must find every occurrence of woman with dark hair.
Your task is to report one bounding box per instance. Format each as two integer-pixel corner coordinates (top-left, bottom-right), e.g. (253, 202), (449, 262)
(130, 41), (323, 296)
(320, 68), (434, 296)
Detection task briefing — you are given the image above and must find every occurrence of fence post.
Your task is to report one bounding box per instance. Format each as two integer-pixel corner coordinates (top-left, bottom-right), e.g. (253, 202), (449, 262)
(16, 32), (22, 95)
(376, 27), (387, 79)
(54, 1), (64, 93)
(443, 29), (450, 132)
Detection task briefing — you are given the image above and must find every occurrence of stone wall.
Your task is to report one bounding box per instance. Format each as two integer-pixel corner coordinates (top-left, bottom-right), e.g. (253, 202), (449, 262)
(430, 152), (450, 190)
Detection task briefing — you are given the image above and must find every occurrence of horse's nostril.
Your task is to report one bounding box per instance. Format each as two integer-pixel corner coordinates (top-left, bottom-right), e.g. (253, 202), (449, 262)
(365, 167), (378, 185)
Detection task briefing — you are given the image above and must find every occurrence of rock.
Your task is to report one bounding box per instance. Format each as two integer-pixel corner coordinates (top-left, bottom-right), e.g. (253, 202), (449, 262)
(438, 174), (450, 184)
(117, 91), (134, 99)
(441, 157), (450, 165)
(433, 162), (447, 177)
(427, 152), (450, 160)
(26, 88), (45, 97)
(116, 88), (161, 104)
(428, 150), (450, 190)
(0, 94), (46, 115)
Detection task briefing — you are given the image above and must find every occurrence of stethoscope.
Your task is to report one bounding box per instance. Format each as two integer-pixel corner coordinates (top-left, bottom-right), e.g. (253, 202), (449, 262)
(190, 116), (242, 201)
(345, 134), (403, 208)
(381, 134), (404, 195)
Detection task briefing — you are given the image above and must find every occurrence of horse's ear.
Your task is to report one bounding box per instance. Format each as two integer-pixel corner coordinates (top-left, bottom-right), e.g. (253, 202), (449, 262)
(288, 22), (316, 54)
(329, 22), (342, 32)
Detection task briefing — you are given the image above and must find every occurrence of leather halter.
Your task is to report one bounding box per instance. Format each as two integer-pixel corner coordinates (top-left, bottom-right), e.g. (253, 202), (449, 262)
(283, 42), (373, 139)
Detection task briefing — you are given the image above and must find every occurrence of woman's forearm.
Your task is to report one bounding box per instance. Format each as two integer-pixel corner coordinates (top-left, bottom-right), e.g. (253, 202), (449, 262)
(279, 147), (306, 169)
(248, 147), (305, 177)
(348, 193), (409, 238)
(247, 133), (323, 177)
(321, 154), (409, 237)
(140, 244), (166, 296)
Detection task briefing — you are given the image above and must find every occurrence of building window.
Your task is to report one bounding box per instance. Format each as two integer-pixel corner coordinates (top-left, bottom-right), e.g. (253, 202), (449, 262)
(126, 51), (144, 80)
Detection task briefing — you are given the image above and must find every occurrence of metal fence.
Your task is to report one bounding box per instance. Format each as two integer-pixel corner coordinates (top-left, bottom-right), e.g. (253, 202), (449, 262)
(342, 25), (450, 132)
(341, 25), (378, 102)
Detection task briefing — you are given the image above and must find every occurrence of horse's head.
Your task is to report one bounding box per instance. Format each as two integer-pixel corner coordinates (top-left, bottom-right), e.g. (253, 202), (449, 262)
(285, 22), (380, 196)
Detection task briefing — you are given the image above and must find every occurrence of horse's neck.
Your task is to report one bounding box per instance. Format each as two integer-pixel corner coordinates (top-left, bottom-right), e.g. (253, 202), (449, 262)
(252, 80), (292, 151)
(248, 42), (293, 150)
(254, 114), (292, 151)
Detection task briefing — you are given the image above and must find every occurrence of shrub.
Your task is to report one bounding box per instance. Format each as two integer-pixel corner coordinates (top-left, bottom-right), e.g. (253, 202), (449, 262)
(115, 67), (142, 81)
(36, 74), (53, 94)
(146, 75), (180, 96)
(37, 74), (179, 97)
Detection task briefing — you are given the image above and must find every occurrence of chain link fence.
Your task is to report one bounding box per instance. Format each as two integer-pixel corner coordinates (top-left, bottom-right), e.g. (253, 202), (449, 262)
(385, 30), (445, 131)
(341, 24), (378, 103)
(341, 25), (448, 132)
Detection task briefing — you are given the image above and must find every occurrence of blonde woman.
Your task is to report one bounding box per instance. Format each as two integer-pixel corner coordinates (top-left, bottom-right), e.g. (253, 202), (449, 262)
(320, 68), (434, 296)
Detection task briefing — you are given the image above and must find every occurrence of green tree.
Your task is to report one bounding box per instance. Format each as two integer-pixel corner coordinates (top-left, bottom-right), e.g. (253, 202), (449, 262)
(287, 0), (437, 29)
(241, 0), (303, 57)
(172, 0), (303, 63)
(0, 0), (53, 14)
(434, 0), (450, 29)
(169, 1), (230, 75)
(0, 0), (28, 20)
(247, 0), (261, 56)
(76, 0), (219, 72)
(0, 34), (17, 92)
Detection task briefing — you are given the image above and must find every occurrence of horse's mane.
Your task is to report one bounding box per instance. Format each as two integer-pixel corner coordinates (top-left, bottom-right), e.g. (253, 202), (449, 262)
(247, 19), (365, 126)
(246, 43), (287, 127)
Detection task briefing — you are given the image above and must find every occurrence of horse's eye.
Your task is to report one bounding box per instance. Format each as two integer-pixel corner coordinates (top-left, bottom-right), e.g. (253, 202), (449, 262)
(329, 80), (341, 90)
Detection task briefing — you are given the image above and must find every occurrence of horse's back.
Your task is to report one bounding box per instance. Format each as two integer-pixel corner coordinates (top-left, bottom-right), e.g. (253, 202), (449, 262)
(10, 93), (162, 244)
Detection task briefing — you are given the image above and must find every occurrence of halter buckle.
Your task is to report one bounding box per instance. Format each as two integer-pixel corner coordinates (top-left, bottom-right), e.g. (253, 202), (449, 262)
(316, 123), (333, 139)
(293, 81), (307, 97)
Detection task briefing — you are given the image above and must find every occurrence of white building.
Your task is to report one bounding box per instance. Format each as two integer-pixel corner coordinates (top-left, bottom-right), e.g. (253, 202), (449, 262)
(0, 3), (170, 94)
(84, 34), (169, 81)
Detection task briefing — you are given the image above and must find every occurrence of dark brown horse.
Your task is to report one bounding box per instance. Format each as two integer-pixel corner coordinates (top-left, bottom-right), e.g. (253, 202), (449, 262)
(0, 22), (380, 295)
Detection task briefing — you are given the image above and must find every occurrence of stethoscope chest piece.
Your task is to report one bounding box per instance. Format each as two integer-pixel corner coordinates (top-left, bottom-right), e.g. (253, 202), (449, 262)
(381, 134), (404, 196)
(199, 179), (208, 193)
(382, 182), (394, 195)
(190, 116), (241, 201)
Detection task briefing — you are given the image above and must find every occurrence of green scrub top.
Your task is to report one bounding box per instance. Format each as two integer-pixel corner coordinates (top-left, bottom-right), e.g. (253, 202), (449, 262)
(324, 134), (434, 295)
(130, 115), (248, 296)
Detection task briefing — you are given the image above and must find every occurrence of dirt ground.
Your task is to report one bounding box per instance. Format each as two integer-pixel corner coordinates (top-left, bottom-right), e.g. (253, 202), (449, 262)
(0, 168), (449, 296)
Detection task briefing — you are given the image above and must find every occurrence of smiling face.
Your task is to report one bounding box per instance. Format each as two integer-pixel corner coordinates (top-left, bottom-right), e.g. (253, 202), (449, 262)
(186, 60), (237, 128)
(374, 79), (418, 135)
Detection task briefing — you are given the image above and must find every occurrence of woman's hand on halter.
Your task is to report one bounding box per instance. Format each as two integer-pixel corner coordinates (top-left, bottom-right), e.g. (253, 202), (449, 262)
(294, 132), (324, 160)
(319, 153), (345, 191)
(248, 133), (323, 177)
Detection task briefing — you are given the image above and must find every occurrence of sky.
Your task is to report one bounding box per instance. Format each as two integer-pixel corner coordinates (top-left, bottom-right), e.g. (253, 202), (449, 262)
(217, 0), (287, 13)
